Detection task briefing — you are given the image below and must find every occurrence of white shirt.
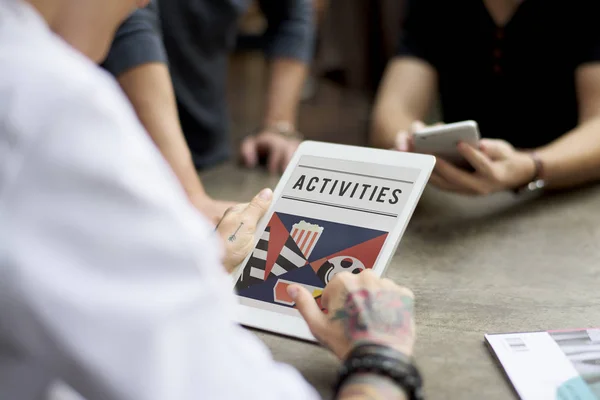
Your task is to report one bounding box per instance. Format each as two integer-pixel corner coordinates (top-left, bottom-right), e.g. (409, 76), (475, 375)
(0, 2), (320, 399)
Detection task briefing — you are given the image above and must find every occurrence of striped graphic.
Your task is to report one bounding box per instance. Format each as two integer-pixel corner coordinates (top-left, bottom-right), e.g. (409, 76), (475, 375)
(268, 235), (307, 279)
(290, 220), (324, 258)
(235, 227), (270, 292)
(235, 212), (389, 310)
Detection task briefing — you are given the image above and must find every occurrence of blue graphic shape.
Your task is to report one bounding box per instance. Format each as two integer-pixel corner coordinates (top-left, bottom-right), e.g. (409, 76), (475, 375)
(237, 265), (324, 307)
(276, 212), (386, 262)
(556, 376), (598, 400)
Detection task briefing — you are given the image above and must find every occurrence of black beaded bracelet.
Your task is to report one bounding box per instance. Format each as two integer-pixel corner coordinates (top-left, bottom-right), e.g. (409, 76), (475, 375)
(334, 344), (424, 400)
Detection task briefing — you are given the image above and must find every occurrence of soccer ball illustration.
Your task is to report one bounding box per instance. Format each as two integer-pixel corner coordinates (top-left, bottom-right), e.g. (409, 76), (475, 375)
(317, 256), (366, 284)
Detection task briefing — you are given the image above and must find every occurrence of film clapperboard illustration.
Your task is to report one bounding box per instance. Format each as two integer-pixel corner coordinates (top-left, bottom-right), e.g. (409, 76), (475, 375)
(235, 212), (388, 310)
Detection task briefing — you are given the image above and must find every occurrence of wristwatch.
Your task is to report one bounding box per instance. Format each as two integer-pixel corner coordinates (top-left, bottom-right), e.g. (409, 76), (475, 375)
(260, 121), (304, 141)
(514, 151), (546, 195)
(334, 344), (424, 400)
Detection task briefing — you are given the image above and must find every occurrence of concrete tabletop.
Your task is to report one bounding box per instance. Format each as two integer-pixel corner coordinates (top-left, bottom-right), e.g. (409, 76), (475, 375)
(201, 164), (600, 399)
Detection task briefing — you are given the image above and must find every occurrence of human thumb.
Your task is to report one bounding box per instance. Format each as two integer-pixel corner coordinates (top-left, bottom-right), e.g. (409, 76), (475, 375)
(244, 188), (273, 221)
(411, 120), (426, 133)
(395, 131), (409, 152)
(287, 284), (327, 338)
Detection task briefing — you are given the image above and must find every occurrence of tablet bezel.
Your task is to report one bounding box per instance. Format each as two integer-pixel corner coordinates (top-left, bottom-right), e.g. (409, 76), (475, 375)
(232, 141), (435, 341)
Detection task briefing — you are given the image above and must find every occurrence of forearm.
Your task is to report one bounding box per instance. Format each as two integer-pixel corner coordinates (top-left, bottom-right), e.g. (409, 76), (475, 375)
(370, 58), (437, 149)
(536, 116), (600, 189)
(337, 374), (408, 400)
(264, 58), (308, 126)
(370, 101), (418, 149)
(116, 63), (206, 198)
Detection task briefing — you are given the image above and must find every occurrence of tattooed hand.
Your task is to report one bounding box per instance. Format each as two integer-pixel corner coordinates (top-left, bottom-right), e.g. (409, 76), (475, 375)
(288, 270), (415, 360)
(216, 188), (273, 273)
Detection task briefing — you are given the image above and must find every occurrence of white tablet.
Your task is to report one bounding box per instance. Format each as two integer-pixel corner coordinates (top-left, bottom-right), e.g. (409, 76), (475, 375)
(232, 141), (435, 341)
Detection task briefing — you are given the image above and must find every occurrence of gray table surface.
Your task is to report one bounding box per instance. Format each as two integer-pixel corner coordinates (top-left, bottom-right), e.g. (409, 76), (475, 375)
(202, 164), (600, 400)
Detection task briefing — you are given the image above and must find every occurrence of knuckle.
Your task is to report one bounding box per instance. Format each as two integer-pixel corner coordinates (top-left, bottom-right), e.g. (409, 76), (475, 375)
(400, 287), (415, 299)
(488, 172), (501, 184)
(224, 206), (237, 215)
(327, 272), (352, 287)
(476, 186), (491, 196)
(361, 269), (376, 277)
(248, 199), (267, 211)
(233, 203), (248, 212)
(489, 168), (504, 182)
(335, 271), (354, 281)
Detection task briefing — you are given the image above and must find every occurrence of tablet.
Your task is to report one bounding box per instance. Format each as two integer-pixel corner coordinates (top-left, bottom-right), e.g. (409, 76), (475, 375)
(232, 141), (435, 341)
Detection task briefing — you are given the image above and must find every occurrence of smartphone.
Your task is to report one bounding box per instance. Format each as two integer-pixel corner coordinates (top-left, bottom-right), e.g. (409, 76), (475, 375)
(413, 120), (481, 165)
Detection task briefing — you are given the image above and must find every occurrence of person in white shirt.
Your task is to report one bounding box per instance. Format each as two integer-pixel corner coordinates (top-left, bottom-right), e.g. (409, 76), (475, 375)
(0, 1), (422, 399)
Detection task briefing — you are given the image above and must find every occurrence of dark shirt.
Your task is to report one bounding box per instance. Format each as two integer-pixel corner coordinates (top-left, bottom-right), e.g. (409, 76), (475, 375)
(397, 0), (600, 149)
(102, 2), (167, 77)
(103, 0), (314, 169)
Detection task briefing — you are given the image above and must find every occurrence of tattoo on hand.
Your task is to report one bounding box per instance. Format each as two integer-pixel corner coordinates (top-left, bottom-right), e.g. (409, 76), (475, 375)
(330, 289), (414, 344)
(228, 222), (244, 242)
(214, 206), (236, 232)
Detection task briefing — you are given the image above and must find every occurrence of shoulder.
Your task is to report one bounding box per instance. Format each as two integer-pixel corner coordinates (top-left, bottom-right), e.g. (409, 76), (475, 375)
(112, 3), (161, 40)
(0, 29), (133, 139)
(0, 27), (141, 190)
(103, 5), (166, 77)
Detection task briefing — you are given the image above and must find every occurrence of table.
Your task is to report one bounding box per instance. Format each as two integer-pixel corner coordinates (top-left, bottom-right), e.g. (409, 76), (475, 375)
(202, 164), (600, 399)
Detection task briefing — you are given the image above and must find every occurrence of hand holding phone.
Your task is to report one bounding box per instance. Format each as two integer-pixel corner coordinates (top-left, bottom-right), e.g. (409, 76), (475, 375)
(412, 120), (481, 166)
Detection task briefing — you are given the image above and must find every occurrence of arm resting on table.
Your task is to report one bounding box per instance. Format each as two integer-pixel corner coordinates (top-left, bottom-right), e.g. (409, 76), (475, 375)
(370, 58), (437, 149)
(536, 64), (600, 189)
(258, 0), (315, 126)
(116, 63), (208, 201)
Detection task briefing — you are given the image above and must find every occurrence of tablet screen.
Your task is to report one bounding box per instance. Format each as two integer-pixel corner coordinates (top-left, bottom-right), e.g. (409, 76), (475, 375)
(234, 155), (421, 317)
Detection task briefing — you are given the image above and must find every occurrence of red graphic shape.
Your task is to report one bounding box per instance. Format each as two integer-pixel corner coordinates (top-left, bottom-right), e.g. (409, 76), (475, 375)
(310, 258), (328, 273)
(299, 231), (312, 254)
(315, 296), (323, 311)
(304, 231), (319, 257)
(274, 281), (294, 306)
(310, 233), (388, 273)
(265, 214), (289, 277)
(274, 279), (323, 307)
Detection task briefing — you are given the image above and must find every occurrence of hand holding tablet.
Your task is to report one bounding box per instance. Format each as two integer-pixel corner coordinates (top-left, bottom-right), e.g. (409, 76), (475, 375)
(216, 188), (274, 273)
(231, 141), (435, 340)
(289, 269), (416, 360)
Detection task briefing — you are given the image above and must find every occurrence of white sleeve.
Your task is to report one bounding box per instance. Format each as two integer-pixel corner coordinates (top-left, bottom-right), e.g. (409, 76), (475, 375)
(3, 83), (320, 400)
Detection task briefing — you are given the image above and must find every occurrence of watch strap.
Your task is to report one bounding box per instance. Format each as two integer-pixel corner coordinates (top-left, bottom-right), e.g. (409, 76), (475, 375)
(529, 151), (544, 181)
(514, 151), (546, 195)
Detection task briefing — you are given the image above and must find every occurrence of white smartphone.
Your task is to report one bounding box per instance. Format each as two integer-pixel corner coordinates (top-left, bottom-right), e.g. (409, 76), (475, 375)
(413, 120), (481, 165)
